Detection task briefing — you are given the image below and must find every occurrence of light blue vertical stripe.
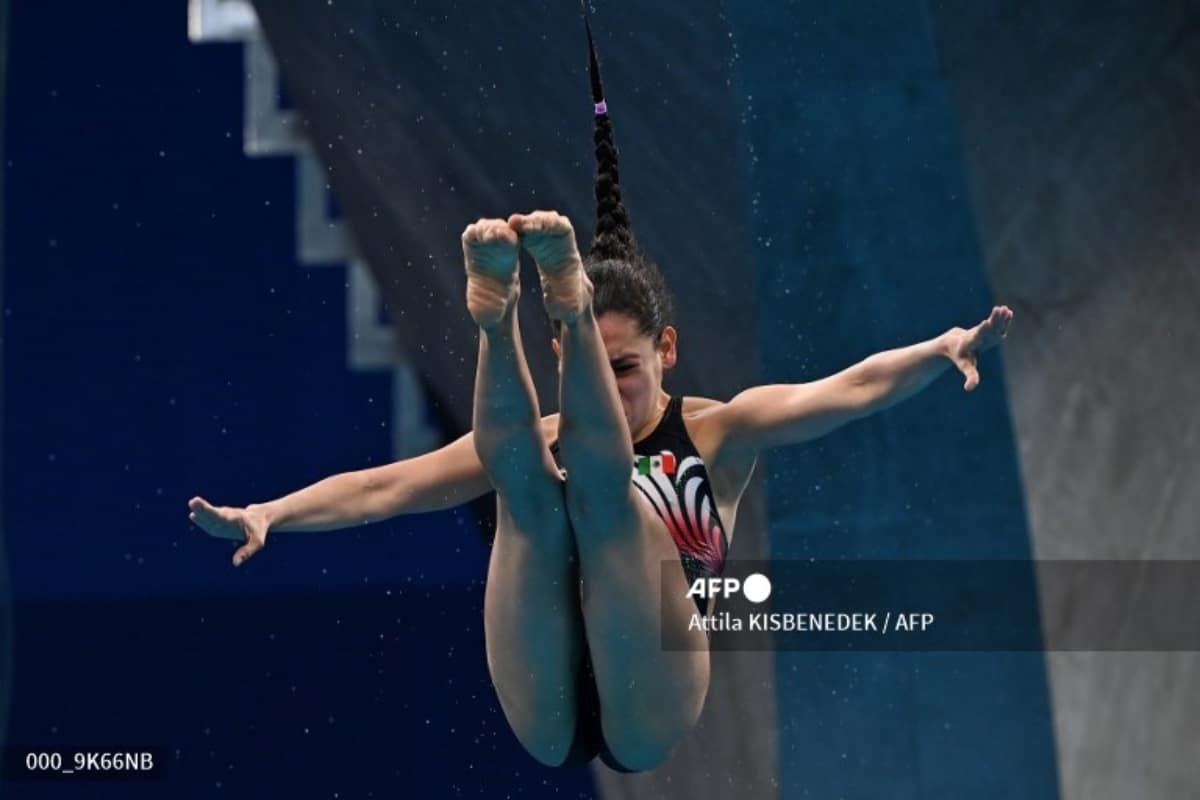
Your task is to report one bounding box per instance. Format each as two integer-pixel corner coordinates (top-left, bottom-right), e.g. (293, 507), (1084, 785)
(725, 1), (1060, 796)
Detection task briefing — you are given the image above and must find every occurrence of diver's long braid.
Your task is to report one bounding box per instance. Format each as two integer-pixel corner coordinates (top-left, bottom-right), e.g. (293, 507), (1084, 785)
(581, 5), (636, 262)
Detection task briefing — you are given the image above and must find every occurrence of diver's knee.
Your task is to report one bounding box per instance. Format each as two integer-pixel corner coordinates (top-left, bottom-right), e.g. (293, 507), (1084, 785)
(562, 481), (642, 538)
(491, 468), (570, 537)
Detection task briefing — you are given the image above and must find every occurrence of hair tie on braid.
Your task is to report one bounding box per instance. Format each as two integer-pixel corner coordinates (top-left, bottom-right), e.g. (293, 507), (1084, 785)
(580, 1), (637, 262)
(559, 2), (674, 345)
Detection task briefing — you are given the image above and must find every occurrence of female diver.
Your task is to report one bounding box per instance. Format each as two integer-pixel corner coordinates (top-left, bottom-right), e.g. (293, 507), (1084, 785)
(188, 15), (1013, 773)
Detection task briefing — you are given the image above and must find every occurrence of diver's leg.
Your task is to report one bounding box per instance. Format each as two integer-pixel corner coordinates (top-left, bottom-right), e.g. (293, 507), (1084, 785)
(465, 221), (584, 767)
(558, 307), (711, 772)
(521, 215), (710, 771)
(486, 490), (582, 768)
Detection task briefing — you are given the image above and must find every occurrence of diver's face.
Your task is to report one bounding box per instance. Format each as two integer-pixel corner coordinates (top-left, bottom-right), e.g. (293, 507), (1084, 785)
(558, 312), (676, 434)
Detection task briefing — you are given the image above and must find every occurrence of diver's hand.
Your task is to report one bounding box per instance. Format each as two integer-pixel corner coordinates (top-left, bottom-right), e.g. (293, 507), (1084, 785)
(943, 305), (1014, 391)
(188, 496), (270, 567)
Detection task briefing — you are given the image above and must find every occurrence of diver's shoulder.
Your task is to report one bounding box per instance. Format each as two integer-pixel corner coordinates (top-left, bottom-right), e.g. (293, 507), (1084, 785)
(679, 396), (757, 494)
(680, 396), (728, 440)
(680, 395), (725, 418)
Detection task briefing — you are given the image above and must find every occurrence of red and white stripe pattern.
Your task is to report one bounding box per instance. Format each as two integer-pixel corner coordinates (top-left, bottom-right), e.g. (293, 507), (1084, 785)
(631, 450), (728, 577)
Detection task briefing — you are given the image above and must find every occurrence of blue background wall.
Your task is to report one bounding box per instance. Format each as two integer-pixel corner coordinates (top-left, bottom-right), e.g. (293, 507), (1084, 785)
(2, 2), (583, 797)
(5, 2), (487, 600)
(725, 1), (1058, 797)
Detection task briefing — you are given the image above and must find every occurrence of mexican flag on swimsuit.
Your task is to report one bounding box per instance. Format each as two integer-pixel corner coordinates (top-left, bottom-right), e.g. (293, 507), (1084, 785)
(548, 396), (730, 592)
(630, 431), (729, 588)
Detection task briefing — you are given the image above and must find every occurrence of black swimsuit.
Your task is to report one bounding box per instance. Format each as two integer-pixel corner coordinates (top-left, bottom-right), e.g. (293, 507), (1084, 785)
(549, 394), (731, 611)
(550, 396), (731, 772)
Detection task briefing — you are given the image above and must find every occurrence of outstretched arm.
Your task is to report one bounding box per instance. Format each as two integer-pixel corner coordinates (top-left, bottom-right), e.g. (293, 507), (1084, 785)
(188, 415), (560, 566)
(254, 430), (497, 532)
(189, 431), (493, 566)
(714, 306), (1013, 453)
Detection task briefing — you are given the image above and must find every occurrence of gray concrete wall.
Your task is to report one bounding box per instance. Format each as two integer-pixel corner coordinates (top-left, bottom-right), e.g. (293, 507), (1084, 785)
(929, 2), (1200, 797)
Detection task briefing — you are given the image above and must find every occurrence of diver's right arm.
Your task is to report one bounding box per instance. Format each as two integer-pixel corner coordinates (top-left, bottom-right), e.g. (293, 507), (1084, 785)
(189, 415), (560, 566)
(253, 429), (494, 533)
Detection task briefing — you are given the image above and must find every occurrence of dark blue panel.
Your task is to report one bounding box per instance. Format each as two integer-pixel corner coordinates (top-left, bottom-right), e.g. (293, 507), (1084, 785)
(726, 0), (1060, 796)
(4, 589), (595, 799)
(3, 0), (488, 600)
(2, 2), (594, 798)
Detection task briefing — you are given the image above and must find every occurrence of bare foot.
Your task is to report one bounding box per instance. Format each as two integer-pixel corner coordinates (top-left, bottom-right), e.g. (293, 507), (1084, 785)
(462, 218), (522, 328)
(508, 210), (592, 323)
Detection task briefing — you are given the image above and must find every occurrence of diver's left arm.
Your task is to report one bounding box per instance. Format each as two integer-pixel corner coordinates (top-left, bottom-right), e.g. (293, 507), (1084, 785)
(713, 306), (1013, 452)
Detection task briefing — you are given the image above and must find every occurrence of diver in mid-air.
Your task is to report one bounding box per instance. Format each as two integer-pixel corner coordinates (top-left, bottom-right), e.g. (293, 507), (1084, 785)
(190, 7), (1012, 772)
